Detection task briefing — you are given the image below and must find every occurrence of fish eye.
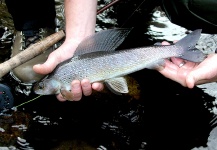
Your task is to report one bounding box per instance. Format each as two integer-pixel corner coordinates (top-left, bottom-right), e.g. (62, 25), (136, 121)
(38, 82), (44, 89)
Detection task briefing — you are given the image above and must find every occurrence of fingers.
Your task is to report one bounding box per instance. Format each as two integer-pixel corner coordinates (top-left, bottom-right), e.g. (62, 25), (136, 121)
(170, 57), (186, 67)
(186, 73), (195, 88)
(81, 79), (92, 96)
(70, 80), (83, 101)
(161, 41), (170, 45)
(56, 79), (104, 101)
(56, 93), (67, 102)
(92, 82), (104, 91)
(56, 80), (82, 101)
(186, 68), (206, 88)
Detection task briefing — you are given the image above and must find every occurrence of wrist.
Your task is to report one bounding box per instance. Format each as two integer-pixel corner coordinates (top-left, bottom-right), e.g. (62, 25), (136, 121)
(64, 37), (82, 46)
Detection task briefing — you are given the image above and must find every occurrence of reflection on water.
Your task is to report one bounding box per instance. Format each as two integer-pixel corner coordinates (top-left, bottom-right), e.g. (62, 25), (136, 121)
(146, 7), (188, 42)
(0, 1), (217, 150)
(146, 7), (217, 116)
(146, 7), (217, 55)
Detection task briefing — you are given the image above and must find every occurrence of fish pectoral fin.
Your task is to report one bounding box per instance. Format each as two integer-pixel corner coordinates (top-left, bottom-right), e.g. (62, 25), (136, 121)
(146, 59), (165, 70)
(105, 77), (129, 95)
(60, 89), (73, 100)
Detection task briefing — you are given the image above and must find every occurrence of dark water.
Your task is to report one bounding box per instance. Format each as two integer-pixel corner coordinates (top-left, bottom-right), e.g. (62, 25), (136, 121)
(0, 1), (217, 150)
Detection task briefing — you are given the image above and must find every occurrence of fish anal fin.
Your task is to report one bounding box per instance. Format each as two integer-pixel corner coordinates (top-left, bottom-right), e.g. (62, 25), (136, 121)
(105, 77), (129, 95)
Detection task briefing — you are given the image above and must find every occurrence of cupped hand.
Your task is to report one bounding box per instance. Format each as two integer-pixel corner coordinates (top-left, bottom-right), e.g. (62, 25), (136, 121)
(159, 41), (217, 88)
(33, 40), (104, 101)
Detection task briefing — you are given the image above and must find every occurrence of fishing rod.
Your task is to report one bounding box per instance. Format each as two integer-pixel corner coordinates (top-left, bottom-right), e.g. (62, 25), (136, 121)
(0, 0), (146, 79)
(0, 95), (42, 115)
(97, 0), (121, 14)
(120, 0), (147, 27)
(0, 0), (147, 114)
(97, 0), (147, 27)
(0, 0), (121, 79)
(0, 0), (122, 115)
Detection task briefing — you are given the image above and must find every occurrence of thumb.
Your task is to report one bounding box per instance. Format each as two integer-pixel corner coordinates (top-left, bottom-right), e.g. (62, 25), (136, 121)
(186, 73), (196, 88)
(186, 69), (204, 88)
(33, 55), (60, 75)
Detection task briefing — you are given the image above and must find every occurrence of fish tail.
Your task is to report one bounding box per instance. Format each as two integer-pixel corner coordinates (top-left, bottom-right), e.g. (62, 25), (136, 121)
(175, 29), (206, 62)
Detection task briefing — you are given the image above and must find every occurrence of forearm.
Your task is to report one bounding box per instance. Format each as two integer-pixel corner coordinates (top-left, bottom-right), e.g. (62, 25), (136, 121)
(64, 0), (97, 44)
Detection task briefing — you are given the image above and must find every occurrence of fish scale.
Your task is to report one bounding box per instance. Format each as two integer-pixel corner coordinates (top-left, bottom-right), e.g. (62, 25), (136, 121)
(48, 45), (194, 84)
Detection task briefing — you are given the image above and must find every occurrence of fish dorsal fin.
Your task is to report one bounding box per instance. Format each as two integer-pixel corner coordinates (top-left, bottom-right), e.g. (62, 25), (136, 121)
(104, 77), (129, 95)
(73, 28), (132, 56)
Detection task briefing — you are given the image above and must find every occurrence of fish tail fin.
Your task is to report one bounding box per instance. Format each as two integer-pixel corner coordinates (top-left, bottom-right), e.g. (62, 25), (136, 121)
(175, 29), (206, 62)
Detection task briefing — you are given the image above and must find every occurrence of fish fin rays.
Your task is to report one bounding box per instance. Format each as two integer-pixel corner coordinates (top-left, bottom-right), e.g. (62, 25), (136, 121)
(73, 28), (132, 56)
(179, 48), (207, 62)
(175, 29), (202, 50)
(105, 77), (129, 95)
(175, 29), (206, 62)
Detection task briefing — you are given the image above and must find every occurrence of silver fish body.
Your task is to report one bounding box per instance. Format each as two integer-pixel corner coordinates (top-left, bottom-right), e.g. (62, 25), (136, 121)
(55, 45), (182, 84)
(34, 28), (206, 96)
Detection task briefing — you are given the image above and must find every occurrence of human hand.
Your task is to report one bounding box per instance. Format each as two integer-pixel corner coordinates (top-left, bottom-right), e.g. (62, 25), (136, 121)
(159, 41), (217, 88)
(33, 40), (104, 101)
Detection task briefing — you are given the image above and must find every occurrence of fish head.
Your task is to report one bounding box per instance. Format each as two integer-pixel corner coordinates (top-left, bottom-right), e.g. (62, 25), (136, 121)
(33, 78), (61, 95)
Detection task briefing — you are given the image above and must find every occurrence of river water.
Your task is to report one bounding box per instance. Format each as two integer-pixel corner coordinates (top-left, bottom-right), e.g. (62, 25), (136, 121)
(0, 1), (217, 150)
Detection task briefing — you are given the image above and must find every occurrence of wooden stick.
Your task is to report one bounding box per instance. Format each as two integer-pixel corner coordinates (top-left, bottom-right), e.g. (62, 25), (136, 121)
(0, 30), (65, 78)
(0, 0), (119, 79)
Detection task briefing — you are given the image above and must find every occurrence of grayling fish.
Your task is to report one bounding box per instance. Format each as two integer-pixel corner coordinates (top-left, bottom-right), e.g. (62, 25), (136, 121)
(33, 28), (206, 99)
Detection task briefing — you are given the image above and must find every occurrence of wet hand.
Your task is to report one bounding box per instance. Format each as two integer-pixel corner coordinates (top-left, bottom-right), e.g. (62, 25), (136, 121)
(57, 79), (104, 101)
(33, 40), (77, 75)
(33, 40), (104, 101)
(159, 56), (198, 87)
(158, 41), (217, 88)
(185, 54), (217, 87)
